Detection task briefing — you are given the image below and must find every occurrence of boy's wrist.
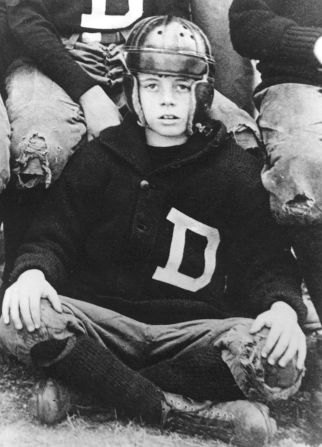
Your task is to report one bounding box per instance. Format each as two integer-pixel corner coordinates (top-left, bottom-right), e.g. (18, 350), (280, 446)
(270, 300), (297, 321)
(18, 269), (45, 281)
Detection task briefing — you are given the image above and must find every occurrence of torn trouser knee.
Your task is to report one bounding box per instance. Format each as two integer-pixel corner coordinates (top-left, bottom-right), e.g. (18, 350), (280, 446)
(255, 83), (322, 225)
(5, 59), (86, 189)
(215, 320), (304, 403)
(0, 298), (84, 366)
(12, 132), (52, 189)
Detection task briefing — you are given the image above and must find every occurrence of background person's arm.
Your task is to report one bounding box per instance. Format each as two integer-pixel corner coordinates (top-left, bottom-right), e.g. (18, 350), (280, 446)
(229, 0), (322, 65)
(6, 0), (96, 102)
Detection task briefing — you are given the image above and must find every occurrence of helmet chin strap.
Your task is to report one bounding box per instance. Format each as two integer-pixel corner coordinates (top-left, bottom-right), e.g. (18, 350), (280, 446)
(187, 82), (197, 136)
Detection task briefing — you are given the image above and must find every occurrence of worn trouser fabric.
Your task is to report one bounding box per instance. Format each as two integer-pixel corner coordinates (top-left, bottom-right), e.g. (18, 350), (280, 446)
(0, 94), (10, 194)
(0, 296), (303, 404)
(255, 83), (322, 225)
(191, 0), (257, 116)
(5, 59), (87, 190)
(5, 37), (126, 190)
(254, 83), (322, 327)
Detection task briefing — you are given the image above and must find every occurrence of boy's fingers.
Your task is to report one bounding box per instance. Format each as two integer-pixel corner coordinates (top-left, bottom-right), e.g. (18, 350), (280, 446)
(2, 289), (11, 324)
(263, 324), (281, 360)
(29, 291), (41, 330)
(297, 336), (307, 370)
(46, 286), (62, 313)
(9, 289), (22, 330)
(268, 331), (290, 364)
(19, 293), (35, 332)
(250, 313), (267, 334)
(277, 337), (297, 367)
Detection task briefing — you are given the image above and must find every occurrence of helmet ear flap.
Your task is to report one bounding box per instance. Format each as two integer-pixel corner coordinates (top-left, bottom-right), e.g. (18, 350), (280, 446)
(189, 81), (214, 134)
(123, 73), (147, 127)
(193, 80), (214, 125)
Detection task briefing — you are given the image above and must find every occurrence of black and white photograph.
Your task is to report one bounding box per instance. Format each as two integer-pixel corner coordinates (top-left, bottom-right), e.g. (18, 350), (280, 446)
(0, 1), (321, 446)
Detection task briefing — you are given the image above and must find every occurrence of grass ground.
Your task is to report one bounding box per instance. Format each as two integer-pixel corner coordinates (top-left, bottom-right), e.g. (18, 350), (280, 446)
(0, 353), (321, 447)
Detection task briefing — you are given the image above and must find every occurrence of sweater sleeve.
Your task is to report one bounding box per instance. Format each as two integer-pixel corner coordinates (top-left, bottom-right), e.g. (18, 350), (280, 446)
(6, 0), (96, 101)
(9, 142), (108, 289)
(229, 0), (322, 66)
(225, 144), (307, 326)
(0, 0), (7, 78)
(153, 0), (191, 19)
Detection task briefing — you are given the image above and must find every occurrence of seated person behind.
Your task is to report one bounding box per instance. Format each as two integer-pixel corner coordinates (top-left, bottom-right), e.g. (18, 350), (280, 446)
(229, 0), (322, 342)
(0, 16), (311, 447)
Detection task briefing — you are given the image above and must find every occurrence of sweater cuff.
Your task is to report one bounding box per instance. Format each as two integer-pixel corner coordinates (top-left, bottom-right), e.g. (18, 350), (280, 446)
(9, 253), (65, 288)
(63, 68), (97, 102)
(280, 25), (322, 65)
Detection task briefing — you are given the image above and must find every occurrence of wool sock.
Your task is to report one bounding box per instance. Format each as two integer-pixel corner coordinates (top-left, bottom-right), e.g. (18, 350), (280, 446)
(31, 335), (164, 425)
(141, 345), (243, 401)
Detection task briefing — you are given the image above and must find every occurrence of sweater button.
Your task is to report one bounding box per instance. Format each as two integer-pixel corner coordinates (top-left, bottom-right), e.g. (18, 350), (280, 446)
(137, 222), (148, 232)
(139, 179), (150, 190)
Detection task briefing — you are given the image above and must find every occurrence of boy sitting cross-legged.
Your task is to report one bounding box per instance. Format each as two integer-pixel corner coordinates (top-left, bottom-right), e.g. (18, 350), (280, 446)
(0, 16), (311, 446)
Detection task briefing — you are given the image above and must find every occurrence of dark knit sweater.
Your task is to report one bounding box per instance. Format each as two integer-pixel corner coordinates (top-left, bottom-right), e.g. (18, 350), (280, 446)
(0, 0), (17, 82)
(5, 0), (190, 101)
(229, 0), (322, 90)
(10, 114), (306, 325)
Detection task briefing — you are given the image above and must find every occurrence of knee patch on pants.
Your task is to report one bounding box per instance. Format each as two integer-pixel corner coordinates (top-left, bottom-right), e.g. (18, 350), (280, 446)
(215, 322), (304, 402)
(0, 299), (75, 365)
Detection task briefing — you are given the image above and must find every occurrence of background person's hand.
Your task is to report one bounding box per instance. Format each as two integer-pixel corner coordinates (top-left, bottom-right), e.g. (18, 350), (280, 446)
(250, 301), (306, 370)
(79, 85), (121, 141)
(2, 269), (61, 333)
(314, 36), (322, 65)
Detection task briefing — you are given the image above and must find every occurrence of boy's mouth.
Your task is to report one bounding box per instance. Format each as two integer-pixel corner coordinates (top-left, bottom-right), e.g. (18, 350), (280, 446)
(159, 115), (179, 120)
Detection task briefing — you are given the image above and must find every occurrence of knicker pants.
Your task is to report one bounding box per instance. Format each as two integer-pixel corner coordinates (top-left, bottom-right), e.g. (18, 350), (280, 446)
(0, 296), (304, 404)
(255, 83), (322, 225)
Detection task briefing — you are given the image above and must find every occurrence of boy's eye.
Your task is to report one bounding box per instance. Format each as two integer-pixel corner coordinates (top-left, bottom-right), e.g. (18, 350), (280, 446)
(176, 83), (192, 92)
(144, 83), (159, 91)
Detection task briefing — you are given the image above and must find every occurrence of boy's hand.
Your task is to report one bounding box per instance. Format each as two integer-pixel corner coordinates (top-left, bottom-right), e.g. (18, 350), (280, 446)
(314, 36), (322, 65)
(2, 269), (62, 333)
(79, 86), (121, 141)
(250, 301), (306, 370)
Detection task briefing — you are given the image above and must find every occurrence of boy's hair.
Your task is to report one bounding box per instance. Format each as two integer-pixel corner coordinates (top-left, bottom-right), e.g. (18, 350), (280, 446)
(123, 15), (215, 135)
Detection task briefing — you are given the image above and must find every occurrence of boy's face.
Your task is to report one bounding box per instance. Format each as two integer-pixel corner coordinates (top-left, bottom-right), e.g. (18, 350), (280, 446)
(137, 73), (194, 147)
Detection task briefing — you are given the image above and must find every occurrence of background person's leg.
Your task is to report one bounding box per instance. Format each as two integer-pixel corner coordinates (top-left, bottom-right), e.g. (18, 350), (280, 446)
(289, 224), (322, 328)
(210, 89), (261, 151)
(2, 59), (87, 284)
(255, 83), (322, 326)
(255, 83), (322, 225)
(0, 96), (11, 284)
(0, 94), (10, 194)
(5, 59), (86, 189)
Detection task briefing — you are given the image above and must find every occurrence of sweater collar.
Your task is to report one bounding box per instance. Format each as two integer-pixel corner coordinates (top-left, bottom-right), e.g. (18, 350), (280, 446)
(99, 112), (228, 174)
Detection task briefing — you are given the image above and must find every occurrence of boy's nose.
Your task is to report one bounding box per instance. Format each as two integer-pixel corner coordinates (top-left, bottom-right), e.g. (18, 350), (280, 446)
(160, 85), (175, 105)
